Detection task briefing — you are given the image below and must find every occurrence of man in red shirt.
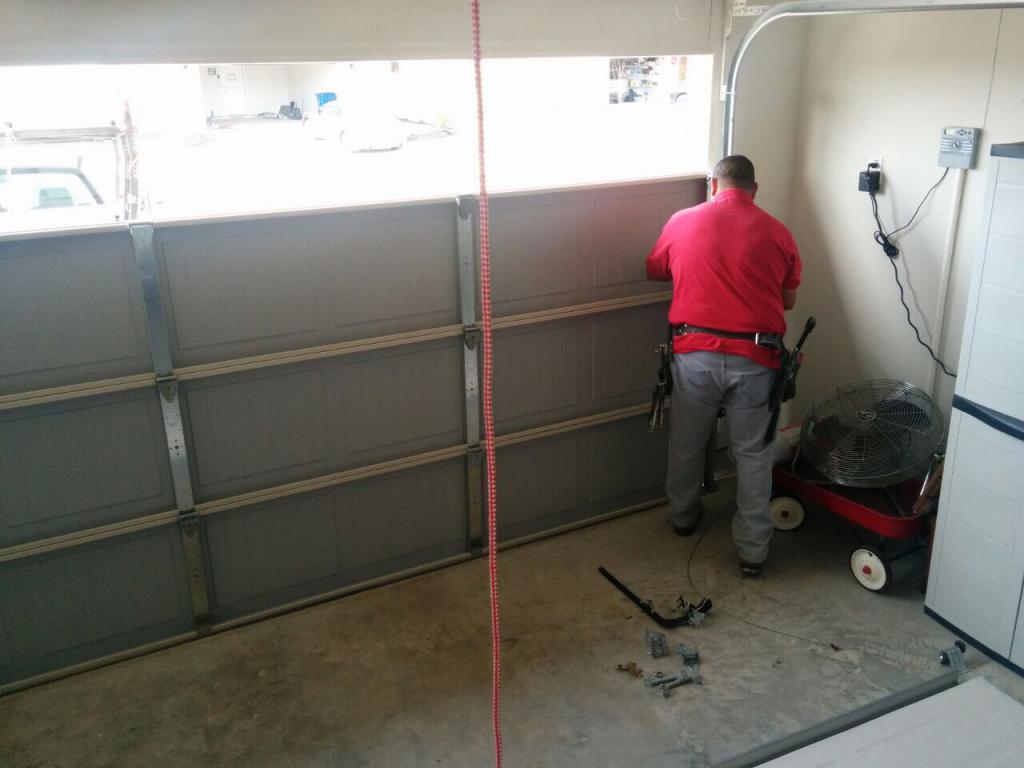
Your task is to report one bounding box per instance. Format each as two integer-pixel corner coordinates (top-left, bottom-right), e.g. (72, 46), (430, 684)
(646, 155), (801, 577)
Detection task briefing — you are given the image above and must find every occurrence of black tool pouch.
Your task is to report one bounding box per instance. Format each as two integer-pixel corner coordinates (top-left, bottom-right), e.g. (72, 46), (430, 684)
(661, 331), (674, 397)
(769, 347), (791, 409)
(783, 377), (797, 402)
(648, 328), (674, 431)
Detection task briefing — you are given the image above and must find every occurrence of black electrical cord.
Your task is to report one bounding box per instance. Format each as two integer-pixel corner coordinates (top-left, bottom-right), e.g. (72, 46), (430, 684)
(867, 169), (957, 378)
(683, 507), (839, 649)
(887, 256), (956, 378)
(685, 509), (722, 597)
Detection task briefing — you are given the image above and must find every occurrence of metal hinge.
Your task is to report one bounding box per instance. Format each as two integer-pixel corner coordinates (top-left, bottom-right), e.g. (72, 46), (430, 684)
(467, 443), (484, 467)
(177, 507), (201, 528)
(456, 194), (477, 220)
(464, 324), (483, 350)
(156, 373), (178, 403)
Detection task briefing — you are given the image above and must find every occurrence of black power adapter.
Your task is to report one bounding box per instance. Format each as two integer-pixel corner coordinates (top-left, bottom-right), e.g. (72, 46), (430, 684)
(858, 163), (881, 193)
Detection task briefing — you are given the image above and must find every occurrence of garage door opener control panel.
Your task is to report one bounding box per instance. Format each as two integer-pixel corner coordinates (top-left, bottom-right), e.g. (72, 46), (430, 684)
(938, 126), (980, 169)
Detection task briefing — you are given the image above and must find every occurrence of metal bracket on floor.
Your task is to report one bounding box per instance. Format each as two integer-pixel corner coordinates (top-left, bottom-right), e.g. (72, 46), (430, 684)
(130, 223), (213, 629)
(939, 640), (967, 675)
(644, 667), (701, 697)
(645, 630), (669, 658)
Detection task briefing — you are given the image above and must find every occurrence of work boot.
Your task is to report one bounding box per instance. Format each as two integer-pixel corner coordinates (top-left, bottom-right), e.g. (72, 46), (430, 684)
(739, 559), (764, 578)
(672, 513), (701, 537)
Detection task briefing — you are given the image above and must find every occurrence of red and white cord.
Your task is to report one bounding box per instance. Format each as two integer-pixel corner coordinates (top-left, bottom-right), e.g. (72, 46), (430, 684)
(470, 1), (502, 766)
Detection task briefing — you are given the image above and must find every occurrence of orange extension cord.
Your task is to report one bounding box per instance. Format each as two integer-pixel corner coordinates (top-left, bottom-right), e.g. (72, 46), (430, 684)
(470, 1), (503, 766)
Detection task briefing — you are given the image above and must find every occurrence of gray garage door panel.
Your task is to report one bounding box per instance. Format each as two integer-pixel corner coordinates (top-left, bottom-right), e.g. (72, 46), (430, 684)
(489, 180), (700, 317)
(590, 303), (669, 407)
(0, 231), (151, 395)
(494, 303), (667, 434)
(497, 433), (581, 540)
(496, 416), (668, 542)
(0, 390), (174, 548)
(155, 203), (458, 367)
(204, 459), (466, 621)
(184, 339), (464, 501)
(489, 200), (583, 305)
(589, 188), (690, 289)
(0, 525), (193, 686)
(588, 417), (669, 504)
(494, 322), (583, 427)
(0, 177), (703, 690)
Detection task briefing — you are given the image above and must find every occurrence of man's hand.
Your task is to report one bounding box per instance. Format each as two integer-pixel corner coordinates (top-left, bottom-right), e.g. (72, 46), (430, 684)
(782, 288), (798, 310)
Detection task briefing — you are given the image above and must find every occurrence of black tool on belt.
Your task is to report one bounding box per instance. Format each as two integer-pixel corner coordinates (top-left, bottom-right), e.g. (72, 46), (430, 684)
(647, 326), (674, 431)
(764, 316), (817, 445)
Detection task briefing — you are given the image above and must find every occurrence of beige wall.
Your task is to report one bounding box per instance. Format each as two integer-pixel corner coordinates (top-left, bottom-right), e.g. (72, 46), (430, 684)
(779, 9), (1022, 424)
(728, 17), (810, 223)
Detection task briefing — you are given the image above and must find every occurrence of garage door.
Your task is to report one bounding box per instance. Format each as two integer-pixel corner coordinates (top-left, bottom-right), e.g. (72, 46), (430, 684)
(0, 176), (703, 691)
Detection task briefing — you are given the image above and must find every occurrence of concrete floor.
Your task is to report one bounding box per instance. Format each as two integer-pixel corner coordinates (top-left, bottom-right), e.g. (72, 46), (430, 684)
(3, 481), (1023, 768)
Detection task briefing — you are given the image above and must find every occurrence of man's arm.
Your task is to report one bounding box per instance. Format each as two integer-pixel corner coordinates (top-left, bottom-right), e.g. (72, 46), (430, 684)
(780, 227), (802, 310)
(646, 225), (673, 282)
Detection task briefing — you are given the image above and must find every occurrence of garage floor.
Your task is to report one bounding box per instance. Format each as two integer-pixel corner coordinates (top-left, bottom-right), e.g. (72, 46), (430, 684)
(3, 480), (1023, 768)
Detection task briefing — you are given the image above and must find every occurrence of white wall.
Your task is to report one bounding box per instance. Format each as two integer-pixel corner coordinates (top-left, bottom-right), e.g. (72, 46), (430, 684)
(780, 10), (1022, 424)
(240, 65), (291, 115)
(729, 17), (809, 223)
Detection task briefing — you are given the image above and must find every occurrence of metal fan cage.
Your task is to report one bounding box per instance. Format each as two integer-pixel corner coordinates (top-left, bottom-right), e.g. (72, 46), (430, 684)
(800, 379), (943, 488)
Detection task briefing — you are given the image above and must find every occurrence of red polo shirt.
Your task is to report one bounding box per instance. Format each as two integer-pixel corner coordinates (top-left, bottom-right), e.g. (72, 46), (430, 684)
(645, 187), (802, 369)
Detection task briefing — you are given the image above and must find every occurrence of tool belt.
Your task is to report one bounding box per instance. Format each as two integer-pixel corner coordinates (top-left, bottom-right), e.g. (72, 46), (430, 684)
(671, 324), (783, 350)
(651, 321), (815, 445)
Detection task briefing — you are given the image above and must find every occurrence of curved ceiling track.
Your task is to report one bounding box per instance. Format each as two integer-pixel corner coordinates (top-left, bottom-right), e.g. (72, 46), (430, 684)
(723, 0), (1024, 155)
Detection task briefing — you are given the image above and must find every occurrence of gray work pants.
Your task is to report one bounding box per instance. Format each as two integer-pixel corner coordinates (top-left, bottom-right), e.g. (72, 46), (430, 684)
(667, 351), (776, 564)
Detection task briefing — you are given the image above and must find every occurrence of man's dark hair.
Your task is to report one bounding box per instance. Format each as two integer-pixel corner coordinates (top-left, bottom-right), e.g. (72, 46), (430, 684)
(712, 155), (756, 191)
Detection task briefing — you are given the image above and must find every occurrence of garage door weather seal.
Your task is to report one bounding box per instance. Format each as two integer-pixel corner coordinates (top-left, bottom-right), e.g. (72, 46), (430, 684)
(470, 2), (503, 766)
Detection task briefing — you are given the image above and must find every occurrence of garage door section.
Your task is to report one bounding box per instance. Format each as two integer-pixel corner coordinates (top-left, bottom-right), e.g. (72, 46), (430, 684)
(0, 176), (703, 691)
(0, 229), (192, 687)
(488, 181), (696, 539)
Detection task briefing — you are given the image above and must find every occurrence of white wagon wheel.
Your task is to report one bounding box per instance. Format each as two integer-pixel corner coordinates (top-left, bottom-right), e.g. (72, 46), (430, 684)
(770, 495), (806, 531)
(851, 547), (890, 592)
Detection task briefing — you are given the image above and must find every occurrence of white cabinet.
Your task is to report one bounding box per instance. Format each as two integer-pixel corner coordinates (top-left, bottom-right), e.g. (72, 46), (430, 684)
(927, 409), (1024, 656)
(954, 147), (1024, 421)
(926, 143), (1024, 674)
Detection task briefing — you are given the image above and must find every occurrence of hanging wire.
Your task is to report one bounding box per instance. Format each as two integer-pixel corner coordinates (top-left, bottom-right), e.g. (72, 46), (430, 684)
(867, 170), (957, 378)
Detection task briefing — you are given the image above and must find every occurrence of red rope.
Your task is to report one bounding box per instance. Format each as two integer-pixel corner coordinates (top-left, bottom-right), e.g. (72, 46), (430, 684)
(470, 2), (502, 766)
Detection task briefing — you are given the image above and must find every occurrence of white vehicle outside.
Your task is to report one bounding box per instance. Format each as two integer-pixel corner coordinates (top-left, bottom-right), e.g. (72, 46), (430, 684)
(302, 100), (408, 152)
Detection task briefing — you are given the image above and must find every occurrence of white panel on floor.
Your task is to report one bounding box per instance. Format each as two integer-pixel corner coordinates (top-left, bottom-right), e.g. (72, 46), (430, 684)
(760, 678), (1024, 768)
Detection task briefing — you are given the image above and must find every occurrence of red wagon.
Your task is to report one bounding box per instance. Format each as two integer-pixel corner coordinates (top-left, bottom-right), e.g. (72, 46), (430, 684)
(769, 457), (940, 592)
